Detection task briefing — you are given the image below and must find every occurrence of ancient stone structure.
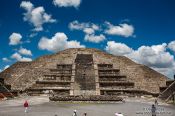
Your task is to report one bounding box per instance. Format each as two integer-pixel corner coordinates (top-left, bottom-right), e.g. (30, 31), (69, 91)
(159, 77), (175, 101)
(0, 48), (170, 97)
(0, 78), (14, 99)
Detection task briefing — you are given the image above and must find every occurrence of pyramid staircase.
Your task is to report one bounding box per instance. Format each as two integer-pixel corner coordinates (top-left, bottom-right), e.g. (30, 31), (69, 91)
(0, 78), (16, 100)
(26, 64), (72, 96)
(159, 77), (175, 101)
(97, 64), (157, 96)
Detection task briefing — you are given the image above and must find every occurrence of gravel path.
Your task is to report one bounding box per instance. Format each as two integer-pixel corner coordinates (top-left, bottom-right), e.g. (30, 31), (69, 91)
(0, 96), (174, 116)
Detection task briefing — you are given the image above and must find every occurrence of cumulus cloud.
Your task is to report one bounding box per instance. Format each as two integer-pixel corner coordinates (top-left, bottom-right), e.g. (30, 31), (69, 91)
(11, 52), (32, 61)
(69, 20), (100, 32)
(53, 0), (81, 8)
(69, 20), (136, 43)
(105, 41), (175, 78)
(84, 34), (106, 43)
(83, 28), (95, 35)
(105, 41), (133, 56)
(168, 40), (175, 52)
(105, 22), (134, 37)
(128, 43), (174, 68)
(18, 47), (32, 56)
(67, 40), (85, 48)
(38, 32), (85, 52)
(9, 33), (22, 45)
(20, 1), (56, 31)
(69, 20), (106, 43)
(2, 58), (11, 62)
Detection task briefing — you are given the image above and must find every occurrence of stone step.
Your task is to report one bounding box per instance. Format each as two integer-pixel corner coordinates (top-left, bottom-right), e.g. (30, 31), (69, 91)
(99, 81), (134, 84)
(99, 74), (125, 77)
(99, 78), (127, 81)
(44, 73), (72, 76)
(36, 80), (71, 84)
(0, 78), (4, 83)
(100, 88), (159, 97)
(159, 86), (167, 93)
(100, 85), (134, 90)
(27, 87), (71, 91)
(32, 83), (70, 88)
(50, 69), (72, 72)
(0, 92), (14, 98)
(97, 64), (113, 68)
(159, 80), (175, 100)
(98, 69), (120, 71)
(100, 88), (142, 92)
(166, 80), (175, 86)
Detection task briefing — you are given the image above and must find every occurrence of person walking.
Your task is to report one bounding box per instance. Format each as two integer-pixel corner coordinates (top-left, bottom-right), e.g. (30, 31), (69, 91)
(24, 100), (29, 113)
(151, 104), (156, 116)
(115, 112), (124, 116)
(155, 99), (158, 107)
(84, 112), (87, 116)
(72, 110), (77, 116)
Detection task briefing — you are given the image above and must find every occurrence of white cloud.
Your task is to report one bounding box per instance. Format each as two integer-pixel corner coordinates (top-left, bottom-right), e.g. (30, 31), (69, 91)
(38, 33), (68, 52)
(20, 1), (56, 31)
(19, 47), (32, 56)
(128, 43), (174, 68)
(105, 41), (175, 78)
(53, 0), (81, 8)
(83, 28), (95, 35)
(168, 40), (175, 52)
(69, 20), (84, 30)
(69, 20), (136, 43)
(4, 65), (10, 70)
(105, 41), (133, 56)
(69, 20), (100, 32)
(38, 32), (85, 52)
(20, 1), (34, 11)
(69, 20), (105, 43)
(9, 33), (22, 45)
(29, 33), (37, 38)
(11, 52), (32, 61)
(0, 65), (10, 72)
(67, 40), (85, 48)
(2, 58), (11, 62)
(84, 34), (106, 43)
(105, 22), (134, 37)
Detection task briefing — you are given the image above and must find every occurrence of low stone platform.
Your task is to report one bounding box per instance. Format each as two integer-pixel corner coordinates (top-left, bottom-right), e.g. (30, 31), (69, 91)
(49, 95), (123, 102)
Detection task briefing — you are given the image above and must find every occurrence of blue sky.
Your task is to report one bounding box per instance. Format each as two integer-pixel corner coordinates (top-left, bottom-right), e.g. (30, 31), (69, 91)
(0, 0), (175, 79)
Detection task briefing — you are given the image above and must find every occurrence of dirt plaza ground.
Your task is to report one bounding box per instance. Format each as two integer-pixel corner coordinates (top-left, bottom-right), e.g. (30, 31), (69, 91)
(0, 96), (174, 116)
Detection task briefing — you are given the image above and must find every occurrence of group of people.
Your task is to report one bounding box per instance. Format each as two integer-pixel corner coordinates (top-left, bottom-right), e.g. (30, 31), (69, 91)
(72, 110), (124, 116)
(23, 99), (158, 116)
(23, 100), (124, 116)
(72, 110), (87, 116)
(23, 100), (158, 116)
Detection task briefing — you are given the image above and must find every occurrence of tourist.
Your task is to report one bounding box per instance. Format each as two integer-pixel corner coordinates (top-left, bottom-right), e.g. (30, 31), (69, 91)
(84, 112), (87, 116)
(23, 100), (29, 113)
(155, 99), (158, 106)
(151, 104), (156, 116)
(115, 112), (124, 116)
(72, 110), (77, 116)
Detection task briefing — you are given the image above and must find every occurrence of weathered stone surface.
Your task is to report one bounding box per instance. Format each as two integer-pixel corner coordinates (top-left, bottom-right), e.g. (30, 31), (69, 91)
(159, 80), (175, 101)
(0, 48), (169, 97)
(49, 95), (123, 101)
